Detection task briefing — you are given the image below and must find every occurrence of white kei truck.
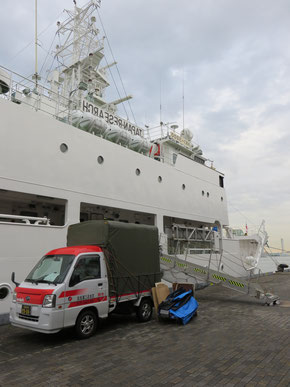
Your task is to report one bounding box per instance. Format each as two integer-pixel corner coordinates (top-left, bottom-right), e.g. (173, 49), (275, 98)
(9, 221), (162, 339)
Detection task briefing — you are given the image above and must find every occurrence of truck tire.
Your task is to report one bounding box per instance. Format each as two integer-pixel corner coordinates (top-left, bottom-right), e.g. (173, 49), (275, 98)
(75, 309), (98, 339)
(136, 298), (153, 322)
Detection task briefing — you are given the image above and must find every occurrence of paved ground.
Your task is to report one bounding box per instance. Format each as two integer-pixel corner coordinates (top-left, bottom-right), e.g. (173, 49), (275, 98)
(0, 273), (289, 387)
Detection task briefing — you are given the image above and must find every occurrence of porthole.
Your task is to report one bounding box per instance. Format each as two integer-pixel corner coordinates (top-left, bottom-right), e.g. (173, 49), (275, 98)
(207, 192), (209, 197)
(97, 156), (104, 164)
(136, 168), (141, 176)
(221, 197), (223, 202)
(60, 143), (68, 153)
(182, 184), (186, 190)
(202, 190), (205, 196)
(158, 176), (162, 183)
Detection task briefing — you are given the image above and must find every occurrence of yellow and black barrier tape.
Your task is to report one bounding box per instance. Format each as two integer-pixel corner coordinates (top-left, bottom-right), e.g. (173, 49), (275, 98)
(212, 274), (226, 282)
(176, 262), (187, 268)
(228, 279), (245, 288)
(193, 267), (207, 275)
(160, 256), (173, 264)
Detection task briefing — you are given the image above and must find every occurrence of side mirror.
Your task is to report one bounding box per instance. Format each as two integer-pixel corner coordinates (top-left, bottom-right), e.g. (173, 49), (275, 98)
(11, 272), (19, 287)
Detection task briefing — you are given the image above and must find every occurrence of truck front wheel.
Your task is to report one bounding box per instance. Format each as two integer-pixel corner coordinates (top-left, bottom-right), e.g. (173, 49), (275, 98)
(136, 298), (153, 322)
(75, 309), (98, 339)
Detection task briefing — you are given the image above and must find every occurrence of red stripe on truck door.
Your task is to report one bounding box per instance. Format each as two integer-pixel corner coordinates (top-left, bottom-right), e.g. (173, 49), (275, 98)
(59, 289), (88, 298)
(68, 296), (107, 308)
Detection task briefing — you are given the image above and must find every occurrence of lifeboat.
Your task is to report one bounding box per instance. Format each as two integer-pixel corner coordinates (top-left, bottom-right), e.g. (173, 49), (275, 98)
(71, 110), (108, 136)
(105, 124), (132, 146)
(129, 135), (151, 154)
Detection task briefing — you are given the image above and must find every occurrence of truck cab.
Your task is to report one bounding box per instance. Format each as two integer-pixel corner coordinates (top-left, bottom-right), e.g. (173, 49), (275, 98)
(10, 245), (153, 339)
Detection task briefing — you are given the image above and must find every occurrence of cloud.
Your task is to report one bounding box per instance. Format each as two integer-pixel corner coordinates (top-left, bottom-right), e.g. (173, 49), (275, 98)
(1, 0), (290, 248)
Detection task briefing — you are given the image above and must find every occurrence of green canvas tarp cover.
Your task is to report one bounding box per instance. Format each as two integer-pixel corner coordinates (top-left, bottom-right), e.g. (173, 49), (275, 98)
(67, 220), (161, 297)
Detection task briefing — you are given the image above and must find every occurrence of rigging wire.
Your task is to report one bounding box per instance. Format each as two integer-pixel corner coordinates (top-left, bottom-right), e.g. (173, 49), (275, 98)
(227, 203), (258, 229)
(39, 33), (57, 77)
(101, 54), (129, 119)
(96, 7), (137, 124)
(9, 10), (64, 63)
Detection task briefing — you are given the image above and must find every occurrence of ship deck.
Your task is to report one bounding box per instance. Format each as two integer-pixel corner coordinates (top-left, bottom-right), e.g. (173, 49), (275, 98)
(0, 273), (290, 386)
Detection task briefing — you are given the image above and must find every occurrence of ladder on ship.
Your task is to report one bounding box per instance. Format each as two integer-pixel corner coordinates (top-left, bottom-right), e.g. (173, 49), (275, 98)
(160, 253), (280, 305)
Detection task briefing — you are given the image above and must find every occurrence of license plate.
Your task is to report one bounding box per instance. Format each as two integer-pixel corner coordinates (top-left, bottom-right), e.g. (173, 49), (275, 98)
(159, 309), (169, 317)
(21, 305), (31, 316)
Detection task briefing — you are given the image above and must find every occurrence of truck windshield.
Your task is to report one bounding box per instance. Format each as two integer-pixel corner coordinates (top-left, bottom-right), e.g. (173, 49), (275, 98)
(26, 255), (75, 284)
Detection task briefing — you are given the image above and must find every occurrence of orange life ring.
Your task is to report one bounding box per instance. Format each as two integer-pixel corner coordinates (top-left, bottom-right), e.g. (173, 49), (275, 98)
(149, 143), (160, 157)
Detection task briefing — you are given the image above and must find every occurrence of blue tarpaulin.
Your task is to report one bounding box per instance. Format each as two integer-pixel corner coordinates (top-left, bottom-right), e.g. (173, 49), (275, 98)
(158, 288), (199, 325)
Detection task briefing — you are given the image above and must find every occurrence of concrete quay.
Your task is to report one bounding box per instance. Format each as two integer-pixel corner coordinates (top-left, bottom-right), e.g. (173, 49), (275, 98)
(0, 272), (289, 386)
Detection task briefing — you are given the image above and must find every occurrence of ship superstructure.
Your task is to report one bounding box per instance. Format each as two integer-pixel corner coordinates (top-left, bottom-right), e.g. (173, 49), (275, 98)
(0, 1), (268, 323)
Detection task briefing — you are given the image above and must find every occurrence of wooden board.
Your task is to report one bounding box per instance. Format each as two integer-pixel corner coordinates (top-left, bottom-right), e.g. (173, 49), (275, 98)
(151, 287), (159, 320)
(155, 282), (170, 305)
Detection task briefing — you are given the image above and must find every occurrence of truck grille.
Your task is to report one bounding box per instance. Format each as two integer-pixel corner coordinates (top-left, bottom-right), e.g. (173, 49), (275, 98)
(18, 314), (39, 322)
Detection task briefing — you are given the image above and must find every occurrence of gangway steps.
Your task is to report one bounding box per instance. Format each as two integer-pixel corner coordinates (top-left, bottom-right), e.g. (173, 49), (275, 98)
(160, 254), (279, 305)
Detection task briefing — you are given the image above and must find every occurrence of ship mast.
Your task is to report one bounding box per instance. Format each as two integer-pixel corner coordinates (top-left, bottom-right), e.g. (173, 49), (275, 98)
(32, 0), (41, 89)
(53, 0), (109, 109)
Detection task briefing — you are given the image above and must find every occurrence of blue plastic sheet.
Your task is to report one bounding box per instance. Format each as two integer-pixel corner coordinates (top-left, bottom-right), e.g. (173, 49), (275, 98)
(158, 288), (199, 325)
(169, 296), (198, 325)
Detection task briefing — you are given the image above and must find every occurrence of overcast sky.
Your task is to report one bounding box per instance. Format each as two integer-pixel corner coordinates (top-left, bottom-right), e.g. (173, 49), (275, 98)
(1, 0), (290, 250)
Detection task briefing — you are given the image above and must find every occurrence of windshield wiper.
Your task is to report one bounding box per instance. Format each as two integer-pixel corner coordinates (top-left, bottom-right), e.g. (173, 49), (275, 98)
(25, 279), (39, 285)
(37, 280), (58, 286)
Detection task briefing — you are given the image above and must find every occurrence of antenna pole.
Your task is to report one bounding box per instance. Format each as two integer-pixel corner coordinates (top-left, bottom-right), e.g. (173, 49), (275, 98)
(33, 0), (40, 89)
(182, 69), (185, 130)
(35, 0), (38, 84)
(160, 76), (162, 125)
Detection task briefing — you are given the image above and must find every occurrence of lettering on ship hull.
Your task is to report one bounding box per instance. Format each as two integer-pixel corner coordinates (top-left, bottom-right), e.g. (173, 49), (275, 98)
(82, 100), (144, 137)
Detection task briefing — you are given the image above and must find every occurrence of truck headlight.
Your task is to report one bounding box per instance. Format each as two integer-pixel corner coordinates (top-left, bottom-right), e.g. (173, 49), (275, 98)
(42, 294), (56, 308)
(12, 291), (17, 303)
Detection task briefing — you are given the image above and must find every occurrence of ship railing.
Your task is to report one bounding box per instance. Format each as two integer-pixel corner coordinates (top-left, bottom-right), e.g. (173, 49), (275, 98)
(227, 222), (266, 238)
(0, 65), (74, 121)
(0, 214), (50, 226)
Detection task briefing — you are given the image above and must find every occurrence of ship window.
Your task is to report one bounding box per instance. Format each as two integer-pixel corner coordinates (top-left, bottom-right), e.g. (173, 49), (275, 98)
(0, 190), (66, 226)
(182, 184), (186, 190)
(173, 153), (177, 164)
(98, 156), (104, 164)
(219, 176), (224, 188)
(158, 176), (162, 183)
(80, 212), (89, 222)
(80, 202), (155, 226)
(194, 156), (205, 165)
(60, 143), (68, 153)
(221, 197), (223, 202)
(136, 168), (141, 176)
(202, 190), (205, 196)
(207, 192), (209, 197)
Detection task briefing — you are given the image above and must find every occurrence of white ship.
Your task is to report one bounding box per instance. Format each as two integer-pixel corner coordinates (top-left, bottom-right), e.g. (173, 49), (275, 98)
(0, 1), (270, 323)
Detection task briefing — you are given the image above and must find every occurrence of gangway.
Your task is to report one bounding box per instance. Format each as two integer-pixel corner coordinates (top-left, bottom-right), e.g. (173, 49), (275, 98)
(160, 253), (280, 305)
